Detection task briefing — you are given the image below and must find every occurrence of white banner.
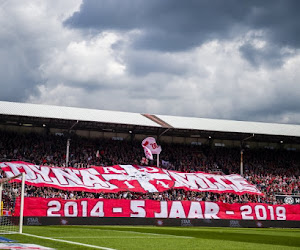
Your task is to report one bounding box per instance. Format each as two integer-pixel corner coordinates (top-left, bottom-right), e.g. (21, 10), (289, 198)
(0, 161), (262, 195)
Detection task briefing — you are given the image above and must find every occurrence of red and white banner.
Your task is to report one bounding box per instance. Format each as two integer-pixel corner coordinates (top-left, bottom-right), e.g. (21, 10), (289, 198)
(0, 161), (262, 195)
(15, 198), (300, 221)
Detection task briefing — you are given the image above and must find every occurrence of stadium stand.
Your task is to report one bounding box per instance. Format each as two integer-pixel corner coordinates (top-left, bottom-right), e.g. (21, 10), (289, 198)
(0, 130), (299, 205)
(0, 101), (299, 208)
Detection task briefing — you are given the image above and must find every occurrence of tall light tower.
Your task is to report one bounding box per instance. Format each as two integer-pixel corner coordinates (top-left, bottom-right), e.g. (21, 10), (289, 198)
(240, 134), (255, 176)
(65, 120), (79, 167)
(66, 138), (71, 167)
(240, 148), (244, 176)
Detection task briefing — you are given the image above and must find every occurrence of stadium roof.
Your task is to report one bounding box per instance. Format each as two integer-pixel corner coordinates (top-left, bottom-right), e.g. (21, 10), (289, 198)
(1, 101), (300, 142)
(157, 115), (300, 138)
(0, 101), (160, 127)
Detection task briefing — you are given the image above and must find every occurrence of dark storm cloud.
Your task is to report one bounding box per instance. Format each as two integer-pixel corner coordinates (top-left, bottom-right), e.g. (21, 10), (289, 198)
(65, 0), (247, 51)
(2, 0), (300, 126)
(65, 0), (300, 52)
(239, 43), (293, 68)
(0, 43), (41, 102)
(124, 51), (190, 76)
(250, 0), (300, 48)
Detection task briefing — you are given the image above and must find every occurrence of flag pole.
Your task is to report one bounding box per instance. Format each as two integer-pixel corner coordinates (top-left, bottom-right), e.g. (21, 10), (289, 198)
(157, 153), (160, 168)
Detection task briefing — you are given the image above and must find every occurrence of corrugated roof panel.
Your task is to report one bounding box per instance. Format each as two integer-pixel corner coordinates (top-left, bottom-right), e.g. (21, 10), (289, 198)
(156, 115), (300, 137)
(0, 101), (161, 127)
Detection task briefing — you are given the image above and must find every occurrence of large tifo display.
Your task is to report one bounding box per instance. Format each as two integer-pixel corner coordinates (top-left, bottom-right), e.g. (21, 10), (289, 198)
(0, 161), (262, 195)
(15, 198), (300, 221)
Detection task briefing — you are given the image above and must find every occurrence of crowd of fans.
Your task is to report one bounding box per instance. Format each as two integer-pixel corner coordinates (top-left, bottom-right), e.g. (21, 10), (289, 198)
(0, 130), (299, 205)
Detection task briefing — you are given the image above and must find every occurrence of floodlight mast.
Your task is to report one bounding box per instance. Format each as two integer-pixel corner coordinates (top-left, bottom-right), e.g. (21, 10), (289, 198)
(240, 134), (255, 176)
(66, 120), (79, 167)
(240, 149), (244, 176)
(66, 138), (71, 167)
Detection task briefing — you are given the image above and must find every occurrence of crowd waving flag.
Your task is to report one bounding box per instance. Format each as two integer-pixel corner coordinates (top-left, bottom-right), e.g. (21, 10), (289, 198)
(0, 161), (262, 195)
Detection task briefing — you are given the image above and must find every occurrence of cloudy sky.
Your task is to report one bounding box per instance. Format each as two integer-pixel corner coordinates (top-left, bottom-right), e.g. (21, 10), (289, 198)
(1, 0), (300, 124)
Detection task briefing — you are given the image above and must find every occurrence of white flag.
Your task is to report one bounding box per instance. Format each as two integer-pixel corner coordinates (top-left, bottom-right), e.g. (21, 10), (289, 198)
(143, 146), (153, 160)
(142, 137), (162, 155)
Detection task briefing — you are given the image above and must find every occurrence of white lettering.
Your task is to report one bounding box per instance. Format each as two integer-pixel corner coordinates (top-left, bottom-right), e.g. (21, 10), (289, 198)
(4, 162), (21, 177)
(255, 205), (267, 220)
(169, 201), (186, 218)
(267, 206), (275, 220)
(170, 172), (218, 191)
(102, 167), (126, 174)
(29, 165), (51, 182)
(188, 174), (218, 190)
(208, 175), (232, 191)
(124, 181), (135, 189)
(169, 172), (198, 189)
(204, 202), (219, 219)
(81, 201), (88, 217)
(130, 200), (146, 217)
(154, 201), (168, 218)
(240, 205), (254, 220)
(227, 175), (258, 193)
(156, 180), (169, 188)
(139, 167), (159, 173)
(81, 169), (116, 189)
(188, 202), (204, 219)
(47, 200), (61, 217)
(276, 207), (286, 220)
(65, 201), (78, 217)
(90, 201), (104, 217)
(52, 168), (83, 185)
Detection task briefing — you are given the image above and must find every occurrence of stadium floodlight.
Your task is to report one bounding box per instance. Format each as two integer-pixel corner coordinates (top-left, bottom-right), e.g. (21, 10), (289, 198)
(240, 134), (255, 176)
(0, 172), (25, 234)
(65, 120), (79, 167)
(66, 138), (71, 167)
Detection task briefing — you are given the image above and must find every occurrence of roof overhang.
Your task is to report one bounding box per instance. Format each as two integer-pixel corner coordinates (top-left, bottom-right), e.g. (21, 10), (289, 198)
(1, 101), (300, 144)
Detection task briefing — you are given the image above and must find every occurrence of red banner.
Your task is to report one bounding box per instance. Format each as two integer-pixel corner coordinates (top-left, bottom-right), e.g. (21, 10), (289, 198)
(0, 161), (262, 195)
(16, 198), (300, 221)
